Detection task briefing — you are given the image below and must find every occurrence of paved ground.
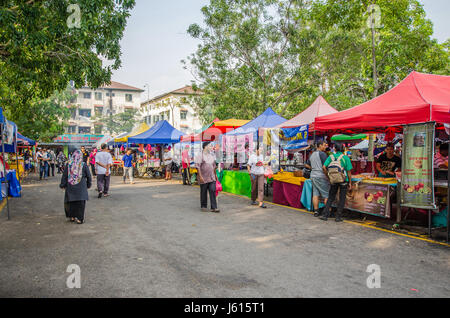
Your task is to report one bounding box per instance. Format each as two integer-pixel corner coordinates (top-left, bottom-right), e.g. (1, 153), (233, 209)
(0, 174), (449, 298)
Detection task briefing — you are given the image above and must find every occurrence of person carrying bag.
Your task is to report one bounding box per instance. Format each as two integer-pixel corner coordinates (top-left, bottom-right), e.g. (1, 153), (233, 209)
(319, 144), (353, 222)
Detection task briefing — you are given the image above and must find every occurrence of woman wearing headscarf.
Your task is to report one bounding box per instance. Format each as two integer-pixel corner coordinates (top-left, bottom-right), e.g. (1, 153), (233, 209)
(60, 150), (92, 224)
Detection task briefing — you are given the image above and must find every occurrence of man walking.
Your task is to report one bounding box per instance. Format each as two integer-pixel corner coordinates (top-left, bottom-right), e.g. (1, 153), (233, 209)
(305, 141), (330, 217)
(320, 143), (353, 222)
(37, 148), (47, 180)
(196, 142), (219, 213)
(80, 146), (89, 164)
(48, 149), (56, 177)
(95, 144), (113, 198)
(122, 148), (135, 184)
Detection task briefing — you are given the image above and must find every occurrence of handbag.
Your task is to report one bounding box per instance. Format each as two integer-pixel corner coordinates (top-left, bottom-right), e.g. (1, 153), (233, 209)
(302, 167), (311, 179)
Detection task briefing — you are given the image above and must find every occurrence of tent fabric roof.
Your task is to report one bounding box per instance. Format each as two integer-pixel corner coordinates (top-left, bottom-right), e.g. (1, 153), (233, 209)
(128, 120), (184, 144)
(17, 132), (36, 146)
(224, 108), (286, 136)
(276, 96), (338, 128)
(213, 119), (251, 127)
(180, 118), (249, 142)
(114, 123), (150, 143)
(93, 135), (112, 148)
(314, 71), (450, 132)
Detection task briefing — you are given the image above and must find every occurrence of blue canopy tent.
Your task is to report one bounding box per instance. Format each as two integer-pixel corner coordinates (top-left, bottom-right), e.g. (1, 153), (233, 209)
(17, 132), (36, 146)
(223, 107), (286, 140)
(128, 120), (184, 145)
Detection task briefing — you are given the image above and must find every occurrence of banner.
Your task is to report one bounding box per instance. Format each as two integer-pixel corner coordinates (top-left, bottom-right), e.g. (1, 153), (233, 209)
(344, 182), (392, 218)
(280, 125), (309, 150)
(400, 122), (435, 209)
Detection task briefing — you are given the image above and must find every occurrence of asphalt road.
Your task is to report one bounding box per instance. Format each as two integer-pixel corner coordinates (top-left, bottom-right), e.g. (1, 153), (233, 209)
(0, 174), (449, 298)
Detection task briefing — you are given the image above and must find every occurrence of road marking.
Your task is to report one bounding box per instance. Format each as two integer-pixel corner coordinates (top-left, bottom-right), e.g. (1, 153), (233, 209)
(211, 187), (450, 248)
(0, 199), (7, 214)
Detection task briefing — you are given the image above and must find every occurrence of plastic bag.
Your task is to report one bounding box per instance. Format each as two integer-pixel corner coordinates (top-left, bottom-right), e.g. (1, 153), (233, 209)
(264, 166), (273, 179)
(215, 180), (223, 197)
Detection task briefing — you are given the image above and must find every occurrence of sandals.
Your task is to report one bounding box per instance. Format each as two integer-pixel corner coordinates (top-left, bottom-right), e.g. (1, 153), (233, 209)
(259, 204), (267, 209)
(75, 218), (84, 224)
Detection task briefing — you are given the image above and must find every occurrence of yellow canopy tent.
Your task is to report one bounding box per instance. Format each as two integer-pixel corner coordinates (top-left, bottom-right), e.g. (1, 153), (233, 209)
(114, 122), (150, 143)
(213, 119), (250, 127)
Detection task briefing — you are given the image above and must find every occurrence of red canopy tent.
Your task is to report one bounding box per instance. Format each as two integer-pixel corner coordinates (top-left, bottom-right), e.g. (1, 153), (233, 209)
(314, 71), (450, 133)
(276, 95), (338, 129)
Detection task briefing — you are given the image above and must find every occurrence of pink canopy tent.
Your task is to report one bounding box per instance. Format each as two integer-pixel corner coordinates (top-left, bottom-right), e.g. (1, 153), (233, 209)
(276, 96), (338, 129)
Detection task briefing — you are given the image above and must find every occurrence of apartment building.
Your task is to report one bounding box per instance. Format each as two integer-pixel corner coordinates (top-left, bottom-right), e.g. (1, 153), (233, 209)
(67, 81), (144, 135)
(140, 86), (203, 135)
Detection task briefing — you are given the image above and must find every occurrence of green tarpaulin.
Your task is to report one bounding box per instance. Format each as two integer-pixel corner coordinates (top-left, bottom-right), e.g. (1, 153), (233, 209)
(221, 170), (252, 198)
(331, 134), (367, 141)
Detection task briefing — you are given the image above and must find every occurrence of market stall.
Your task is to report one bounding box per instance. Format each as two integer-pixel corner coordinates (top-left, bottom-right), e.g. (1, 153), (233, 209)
(217, 108), (286, 196)
(128, 120), (184, 178)
(314, 71), (450, 241)
(0, 108), (22, 220)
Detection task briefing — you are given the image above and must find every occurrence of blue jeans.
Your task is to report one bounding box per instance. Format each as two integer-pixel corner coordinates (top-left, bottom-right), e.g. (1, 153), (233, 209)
(40, 163), (49, 179)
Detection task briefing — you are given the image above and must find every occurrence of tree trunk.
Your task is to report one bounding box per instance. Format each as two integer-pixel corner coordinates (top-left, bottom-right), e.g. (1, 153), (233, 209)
(371, 25), (379, 99)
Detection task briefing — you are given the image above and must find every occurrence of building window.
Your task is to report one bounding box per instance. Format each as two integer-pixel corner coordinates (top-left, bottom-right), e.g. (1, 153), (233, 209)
(160, 113), (165, 121)
(125, 94), (133, 102)
(95, 107), (103, 116)
(70, 109), (77, 119)
(83, 92), (91, 99)
(146, 115), (152, 124)
(94, 125), (103, 134)
(67, 126), (76, 134)
(106, 92), (115, 97)
(79, 109), (91, 117)
(78, 127), (91, 134)
(180, 110), (188, 120)
(154, 115), (160, 123)
(95, 92), (102, 101)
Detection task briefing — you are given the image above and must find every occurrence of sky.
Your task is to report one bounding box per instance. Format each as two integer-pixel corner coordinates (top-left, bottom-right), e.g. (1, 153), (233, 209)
(111, 0), (450, 101)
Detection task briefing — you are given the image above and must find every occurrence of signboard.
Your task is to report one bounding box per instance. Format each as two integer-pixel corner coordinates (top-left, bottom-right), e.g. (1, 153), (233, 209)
(400, 122), (435, 209)
(54, 134), (104, 143)
(280, 125), (309, 150)
(344, 182), (392, 218)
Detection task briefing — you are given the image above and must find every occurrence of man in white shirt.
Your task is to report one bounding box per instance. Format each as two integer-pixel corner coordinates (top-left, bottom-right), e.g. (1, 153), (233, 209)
(95, 144), (113, 198)
(247, 145), (267, 208)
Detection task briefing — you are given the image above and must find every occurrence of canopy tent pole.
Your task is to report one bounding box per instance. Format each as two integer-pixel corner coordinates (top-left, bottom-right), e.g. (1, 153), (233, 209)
(1, 122), (10, 220)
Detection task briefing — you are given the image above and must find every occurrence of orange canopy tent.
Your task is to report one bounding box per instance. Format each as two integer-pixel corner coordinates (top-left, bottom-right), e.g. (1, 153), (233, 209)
(180, 118), (250, 142)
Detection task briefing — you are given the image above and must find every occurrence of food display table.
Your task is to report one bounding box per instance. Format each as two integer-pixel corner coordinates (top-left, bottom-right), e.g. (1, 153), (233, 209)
(272, 172), (306, 209)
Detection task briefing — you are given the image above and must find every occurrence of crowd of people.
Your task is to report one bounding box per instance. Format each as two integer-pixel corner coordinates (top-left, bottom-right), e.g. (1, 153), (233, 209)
(28, 137), (445, 225)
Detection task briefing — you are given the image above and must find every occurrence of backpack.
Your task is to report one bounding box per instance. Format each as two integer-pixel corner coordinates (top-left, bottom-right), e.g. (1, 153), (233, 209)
(327, 154), (346, 184)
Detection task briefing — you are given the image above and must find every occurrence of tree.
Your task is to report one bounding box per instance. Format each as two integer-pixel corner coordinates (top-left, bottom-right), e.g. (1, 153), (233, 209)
(310, 0), (450, 106)
(186, 0), (449, 121)
(1, 86), (74, 142)
(96, 108), (139, 135)
(184, 0), (322, 120)
(0, 0), (136, 138)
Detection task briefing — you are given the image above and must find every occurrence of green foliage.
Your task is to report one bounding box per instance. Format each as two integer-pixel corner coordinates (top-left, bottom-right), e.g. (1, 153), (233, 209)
(186, 0), (450, 122)
(97, 108), (139, 135)
(0, 0), (136, 139)
(1, 86), (74, 142)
